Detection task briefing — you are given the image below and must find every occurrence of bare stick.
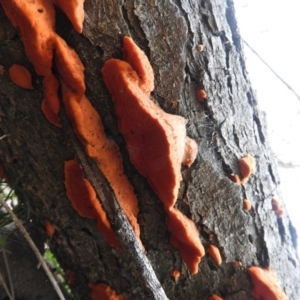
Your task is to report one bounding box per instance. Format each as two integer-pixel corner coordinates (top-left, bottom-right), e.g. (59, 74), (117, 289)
(0, 270), (14, 300)
(0, 195), (66, 300)
(2, 250), (15, 300)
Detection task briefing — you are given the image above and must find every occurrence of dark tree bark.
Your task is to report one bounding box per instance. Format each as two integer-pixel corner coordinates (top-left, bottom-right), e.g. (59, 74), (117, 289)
(0, 0), (299, 299)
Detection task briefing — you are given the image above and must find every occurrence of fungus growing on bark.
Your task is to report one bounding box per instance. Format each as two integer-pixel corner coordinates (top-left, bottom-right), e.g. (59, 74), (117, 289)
(196, 88), (207, 102)
(1, 1), (143, 247)
(208, 294), (223, 300)
(167, 208), (205, 274)
(271, 198), (284, 218)
(239, 154), (255, 184)
(52, 0), (85, 33)
(45, 219), (55, 237)
(9, 64), (33, 89)
(170, 269), (181, 281)
(207, 244), (222, 265)
(64, 159), (120, 249)
(243, 199), (251, 211)
(182, 137), (198, 167)
(247, 266), (288, 300)
(0, 65), (5, 74)
(233, 261), (242, 267)
(228, 174), (241, 184)
(196, 45), (204, 52)
(89, 283), (124, 300)
(102, 36), (203, 274)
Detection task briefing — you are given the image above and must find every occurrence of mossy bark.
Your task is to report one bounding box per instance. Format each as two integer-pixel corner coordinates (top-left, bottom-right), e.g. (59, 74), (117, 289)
(0, 0), (299, 299)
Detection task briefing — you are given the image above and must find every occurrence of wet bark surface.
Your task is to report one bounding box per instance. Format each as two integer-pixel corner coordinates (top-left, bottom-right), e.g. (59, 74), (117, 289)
(0, 0), (299, 299)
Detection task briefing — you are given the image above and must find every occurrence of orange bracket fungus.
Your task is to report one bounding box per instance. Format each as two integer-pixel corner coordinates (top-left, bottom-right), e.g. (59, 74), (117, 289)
(271, 198), (284, 218)
(243, 199), (252, 211)
(89, 283), (125, 300)
(52, 0), (85, 33)
(64, 159), (120, 249)
(239, 154), (255, 184)
(208, 294), (224, 300)
(1, 0), (143, 248)
(45, 219), (55, 237)
(8, 64), (33, 89)
(102, 36), (204, 274)
(228, 173), (241, 184)
(207, 244), (222, 265)
(247, 266), (288, 300)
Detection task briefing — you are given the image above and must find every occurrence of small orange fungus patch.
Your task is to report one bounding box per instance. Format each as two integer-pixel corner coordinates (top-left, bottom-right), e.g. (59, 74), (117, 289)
(196, 44), (204, 52)
(248, 266), (288, 300)
(271, 198), (284, 218)
(239, 154), (255, 184)
(0, 65), (5, 74)
(228, 174), (241, 184)
(207, 244), (222, 265)
(170, 269), (181, 281)
(208, 294), (223, 300)
(65, 270), (76, 285)
(182, 137), (198, 167)
(196, 88), (207, 102)
(45, 219), (55, 236)
(64, 159), (120, 249)
(89, 283), (124, 300)
(233, 261), (242, 267)
(243, 199), (251, 211)
(9, 64), (33, 89)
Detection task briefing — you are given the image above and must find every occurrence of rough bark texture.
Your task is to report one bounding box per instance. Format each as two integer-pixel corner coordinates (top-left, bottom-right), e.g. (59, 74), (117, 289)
(0, 0), (299, 299)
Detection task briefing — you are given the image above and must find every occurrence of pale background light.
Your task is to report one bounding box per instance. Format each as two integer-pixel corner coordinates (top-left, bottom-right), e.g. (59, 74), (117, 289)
(234, 0), (300, 253)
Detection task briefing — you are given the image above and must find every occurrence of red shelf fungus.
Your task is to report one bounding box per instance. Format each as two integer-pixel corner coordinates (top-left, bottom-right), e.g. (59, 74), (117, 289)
(89, 283), (125, 300)
(64, 159), (120, 249)
(45, 219), (55, 237)
(239, 154), (255, 184)
(271, 198), (284, 218)
(2, 1), (143, 248)
(52, 0), (85, 33)
(243, 199), (252, 211)
(248, 266), (288, 300)
(208, 294), (223, 300)
(102, 37), (204, 274)
(9, 64), (33, 89)
(167, 208), (205, 274)
(207, 244), (222, 265)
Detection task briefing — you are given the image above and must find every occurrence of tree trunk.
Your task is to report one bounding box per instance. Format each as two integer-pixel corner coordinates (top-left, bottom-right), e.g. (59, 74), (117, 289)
(0, 0), (299, 299)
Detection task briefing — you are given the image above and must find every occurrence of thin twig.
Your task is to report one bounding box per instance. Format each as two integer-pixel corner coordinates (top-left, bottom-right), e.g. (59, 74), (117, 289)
(243, 39), (300, 101)
(0, 135), (8, 141)
(2, 250), (15, 300)
(0, 196), (66, 300)
(0, 270), (14, 300)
